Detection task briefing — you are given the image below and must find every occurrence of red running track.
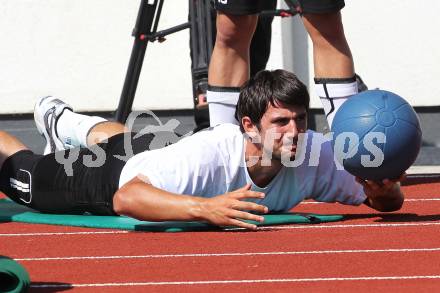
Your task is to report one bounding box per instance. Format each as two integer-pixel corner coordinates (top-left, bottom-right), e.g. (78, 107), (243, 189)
(1, 183), (440, 292)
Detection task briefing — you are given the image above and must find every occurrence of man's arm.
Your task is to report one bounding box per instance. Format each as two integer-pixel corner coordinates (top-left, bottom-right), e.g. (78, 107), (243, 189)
(356, 175), (405, 212)
(113, 177), (269, 230)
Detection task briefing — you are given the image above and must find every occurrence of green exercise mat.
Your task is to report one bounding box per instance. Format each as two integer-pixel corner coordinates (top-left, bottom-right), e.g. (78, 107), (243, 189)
(0, 256), (30, 293)
(0, 199), (343, 232)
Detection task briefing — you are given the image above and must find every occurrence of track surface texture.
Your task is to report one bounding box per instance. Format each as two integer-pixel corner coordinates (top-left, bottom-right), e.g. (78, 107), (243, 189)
(1, 183), (440, 292)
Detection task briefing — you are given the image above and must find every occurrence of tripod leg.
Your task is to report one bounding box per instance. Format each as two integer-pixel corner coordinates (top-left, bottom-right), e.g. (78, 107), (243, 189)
(115, 0), (161, 123)
(189, 0), (214, 130)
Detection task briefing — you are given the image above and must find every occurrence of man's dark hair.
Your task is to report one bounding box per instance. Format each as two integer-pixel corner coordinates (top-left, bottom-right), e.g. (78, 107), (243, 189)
(235, 69), (310, 132)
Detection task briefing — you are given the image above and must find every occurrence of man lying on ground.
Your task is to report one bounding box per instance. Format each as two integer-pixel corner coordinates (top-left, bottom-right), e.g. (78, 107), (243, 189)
(0, 70), (404, 230)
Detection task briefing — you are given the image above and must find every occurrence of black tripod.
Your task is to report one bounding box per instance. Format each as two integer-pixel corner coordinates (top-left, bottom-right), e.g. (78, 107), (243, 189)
(114, 0), (299, 124)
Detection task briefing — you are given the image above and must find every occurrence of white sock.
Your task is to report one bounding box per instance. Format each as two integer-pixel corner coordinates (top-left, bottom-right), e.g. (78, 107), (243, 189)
(314, 77), (358, 129)
(56, 109), (107, 148)
(207, 86), (240, 126)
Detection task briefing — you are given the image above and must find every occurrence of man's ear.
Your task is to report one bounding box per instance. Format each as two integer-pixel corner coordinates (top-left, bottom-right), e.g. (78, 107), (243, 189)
(241, 116), (259, 139)
(241, 116), (261, 144)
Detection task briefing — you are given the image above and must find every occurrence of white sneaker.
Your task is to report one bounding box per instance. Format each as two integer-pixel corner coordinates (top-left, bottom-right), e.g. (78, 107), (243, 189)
(34, 96), (73, 154)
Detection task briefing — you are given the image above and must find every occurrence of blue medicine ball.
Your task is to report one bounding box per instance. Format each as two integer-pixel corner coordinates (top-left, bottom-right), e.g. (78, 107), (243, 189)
(331, 89), (422, 181)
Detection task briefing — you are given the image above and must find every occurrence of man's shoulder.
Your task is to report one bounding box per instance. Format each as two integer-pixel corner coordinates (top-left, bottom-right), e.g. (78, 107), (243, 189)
(195, 123), (242, 141)
(210, 123), (241, 134)
(195, 124), (244, 160)
(174, 123), (243, 155)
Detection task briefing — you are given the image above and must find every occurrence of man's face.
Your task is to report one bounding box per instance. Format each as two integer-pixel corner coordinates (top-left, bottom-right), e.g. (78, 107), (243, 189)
(256, 102), (307, 162)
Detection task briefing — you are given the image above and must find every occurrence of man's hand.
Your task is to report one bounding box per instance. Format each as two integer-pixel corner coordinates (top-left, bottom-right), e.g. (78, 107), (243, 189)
(356, 174), (406, 212)
(197, 184), (269, 230)
(115, 178), (267, 229)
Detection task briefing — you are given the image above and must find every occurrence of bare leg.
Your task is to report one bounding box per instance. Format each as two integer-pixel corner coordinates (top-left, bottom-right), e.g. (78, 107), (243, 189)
(302, 11), (354, 78)
(208, 13), (258, 87)
(86, 122), (128, 147)
(207, 13), (257, 125)
(0, 122), (127, 170)
(0, 131), (29, 171)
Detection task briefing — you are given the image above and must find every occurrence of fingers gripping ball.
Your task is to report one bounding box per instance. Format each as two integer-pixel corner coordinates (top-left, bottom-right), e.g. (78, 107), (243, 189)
(331, 89), (422, 181)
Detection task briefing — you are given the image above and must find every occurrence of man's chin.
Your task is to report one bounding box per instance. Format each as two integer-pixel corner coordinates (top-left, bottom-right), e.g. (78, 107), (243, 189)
(283, 147), (297, 156)
(273, 152), (297, 162)
(280, 150), (300, 162)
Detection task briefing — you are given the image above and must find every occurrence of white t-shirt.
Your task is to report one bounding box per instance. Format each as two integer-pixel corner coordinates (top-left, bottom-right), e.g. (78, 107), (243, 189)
(119, 124), (366, 212)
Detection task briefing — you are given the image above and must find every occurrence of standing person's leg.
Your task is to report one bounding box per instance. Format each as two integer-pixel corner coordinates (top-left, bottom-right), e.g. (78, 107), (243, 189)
(249, 0), (277, 77)
(209, 14), (257, 87)
(302, 11), (353, 78)
(297, 0), (358, 129)
(208, 1), (263, 126)
(192, 0), (276, 130)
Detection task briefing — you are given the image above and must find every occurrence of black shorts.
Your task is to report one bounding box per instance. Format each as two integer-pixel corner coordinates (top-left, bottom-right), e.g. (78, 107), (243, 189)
(214, 0), (345, 15)
(0, 132), (153, 216)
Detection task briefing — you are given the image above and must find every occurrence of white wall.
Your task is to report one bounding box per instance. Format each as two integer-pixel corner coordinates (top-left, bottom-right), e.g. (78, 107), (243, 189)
(342, 0), (440, 108)
(0, 0), (193, 113)
(0, 0), (439, 114)
(282, 0), (440, 108)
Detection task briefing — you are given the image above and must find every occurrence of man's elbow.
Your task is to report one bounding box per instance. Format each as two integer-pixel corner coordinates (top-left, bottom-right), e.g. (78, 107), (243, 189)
(113, 188), (132, 216)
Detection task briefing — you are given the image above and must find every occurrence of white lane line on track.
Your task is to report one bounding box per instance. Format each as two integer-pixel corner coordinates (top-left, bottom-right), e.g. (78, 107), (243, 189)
(1, 221), (440, 236)
(0, 231), (129, 237)
(300, 198), (440, 204)
(397, 198), (440, 202)
(228, 222), (440, 231)
(16, 247), (440, 262)
(30, 275), (440, 288)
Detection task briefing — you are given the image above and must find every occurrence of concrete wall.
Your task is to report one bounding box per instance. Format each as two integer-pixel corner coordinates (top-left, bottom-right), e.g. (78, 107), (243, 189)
(1, 0), (439, 114)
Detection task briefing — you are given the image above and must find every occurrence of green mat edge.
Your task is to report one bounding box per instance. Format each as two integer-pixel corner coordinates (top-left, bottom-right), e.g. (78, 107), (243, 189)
(0, 198), (343, 232)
